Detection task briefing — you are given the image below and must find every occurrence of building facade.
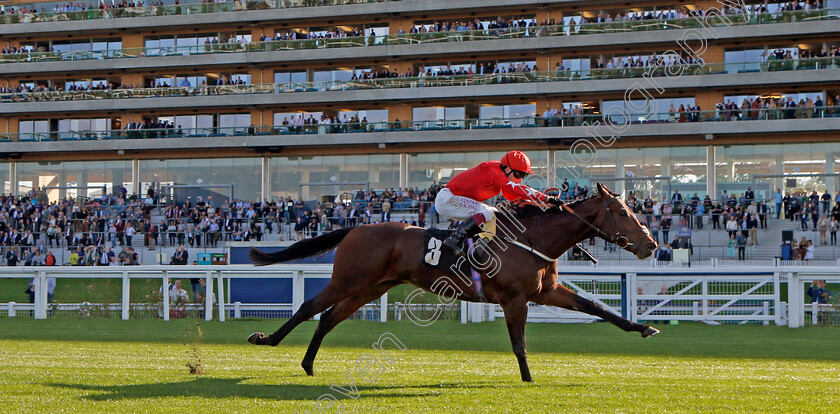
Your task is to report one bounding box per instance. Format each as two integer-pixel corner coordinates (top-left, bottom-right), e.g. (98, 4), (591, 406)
(1, 0), (839, 203)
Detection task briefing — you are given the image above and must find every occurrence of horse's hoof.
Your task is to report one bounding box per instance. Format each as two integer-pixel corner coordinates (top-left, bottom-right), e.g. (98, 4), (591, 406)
(248, 332), (266, 345)
(303, 365), (315, 376)
(641, 327), (660, 338)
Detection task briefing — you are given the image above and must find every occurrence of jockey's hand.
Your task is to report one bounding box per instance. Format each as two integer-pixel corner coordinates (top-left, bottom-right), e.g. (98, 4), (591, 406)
(545, 196), (564, 206)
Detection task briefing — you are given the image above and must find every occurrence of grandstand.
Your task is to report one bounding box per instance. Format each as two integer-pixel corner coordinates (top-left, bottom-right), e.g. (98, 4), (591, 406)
(0, 0), (839, 265)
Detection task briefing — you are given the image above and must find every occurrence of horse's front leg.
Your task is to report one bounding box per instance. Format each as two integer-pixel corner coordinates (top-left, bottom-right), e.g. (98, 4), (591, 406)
(500, 297), (532, 382)
(532, 284), (659, 338)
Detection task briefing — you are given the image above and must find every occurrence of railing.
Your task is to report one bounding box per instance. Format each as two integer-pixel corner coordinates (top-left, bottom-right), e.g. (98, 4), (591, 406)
(1, 7), (838, 60)
(3, 106), (838, 143)
(3, 58), (837, 103)
(0, 0), (395, 25)
(3, 263), (838, 327)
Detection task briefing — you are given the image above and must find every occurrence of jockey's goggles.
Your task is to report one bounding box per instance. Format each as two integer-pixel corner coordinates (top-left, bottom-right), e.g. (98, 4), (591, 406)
(511, 170), (528, 180)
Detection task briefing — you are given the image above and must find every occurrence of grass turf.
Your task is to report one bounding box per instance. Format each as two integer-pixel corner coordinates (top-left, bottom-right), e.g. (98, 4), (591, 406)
(0, 318), (837, 413)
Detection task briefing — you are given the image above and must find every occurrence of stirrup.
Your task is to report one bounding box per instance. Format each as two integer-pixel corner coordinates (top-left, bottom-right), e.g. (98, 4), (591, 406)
(443, 235), (465, 256)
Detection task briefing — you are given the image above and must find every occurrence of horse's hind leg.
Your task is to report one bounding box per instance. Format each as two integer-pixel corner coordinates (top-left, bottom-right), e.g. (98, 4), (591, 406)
(248, 281), (359, 346)
(301, 281), (400, 376)
(532, 285), (659, 338)
(500, 297), (533, 382)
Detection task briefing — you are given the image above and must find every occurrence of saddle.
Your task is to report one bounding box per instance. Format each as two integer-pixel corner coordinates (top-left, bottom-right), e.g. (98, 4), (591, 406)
(423, 228), (486, 301)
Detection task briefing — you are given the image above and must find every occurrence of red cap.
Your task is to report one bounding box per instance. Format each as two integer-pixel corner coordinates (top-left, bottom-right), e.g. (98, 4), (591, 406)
(501, 150), (534, 174)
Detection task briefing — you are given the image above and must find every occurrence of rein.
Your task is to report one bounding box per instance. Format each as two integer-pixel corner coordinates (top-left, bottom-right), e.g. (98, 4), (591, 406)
(550, 194), (648, 249)
(501, 192), (648, 261)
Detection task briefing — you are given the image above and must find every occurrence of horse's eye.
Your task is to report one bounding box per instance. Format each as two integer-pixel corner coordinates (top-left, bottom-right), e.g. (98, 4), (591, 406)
(619, 210), (627, 216)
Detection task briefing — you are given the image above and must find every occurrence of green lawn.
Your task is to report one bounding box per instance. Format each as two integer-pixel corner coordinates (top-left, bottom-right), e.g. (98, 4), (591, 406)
(0, 318), (837, 413)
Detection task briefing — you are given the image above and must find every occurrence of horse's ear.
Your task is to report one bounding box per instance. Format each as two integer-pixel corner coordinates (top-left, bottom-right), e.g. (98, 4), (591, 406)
(596, 182), (609, 197)
(597, 182), (617, 197)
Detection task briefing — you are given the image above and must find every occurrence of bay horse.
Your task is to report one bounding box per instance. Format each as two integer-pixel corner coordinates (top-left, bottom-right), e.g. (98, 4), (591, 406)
(248, 183), (659, 382)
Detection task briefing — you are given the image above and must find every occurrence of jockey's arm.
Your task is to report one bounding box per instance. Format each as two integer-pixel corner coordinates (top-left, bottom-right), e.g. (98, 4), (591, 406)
(495, 174), (550, 202)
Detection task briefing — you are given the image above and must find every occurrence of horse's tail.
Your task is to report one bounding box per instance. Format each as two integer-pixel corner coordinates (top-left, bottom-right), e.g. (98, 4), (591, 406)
(249, 226), (357, 266)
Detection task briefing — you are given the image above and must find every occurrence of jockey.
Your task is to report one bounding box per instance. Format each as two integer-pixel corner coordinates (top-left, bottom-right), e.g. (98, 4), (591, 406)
(435, 150), (563, 256)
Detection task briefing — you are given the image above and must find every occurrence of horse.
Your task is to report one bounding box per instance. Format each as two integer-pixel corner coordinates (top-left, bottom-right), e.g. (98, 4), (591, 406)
(247, 183), (660, 382)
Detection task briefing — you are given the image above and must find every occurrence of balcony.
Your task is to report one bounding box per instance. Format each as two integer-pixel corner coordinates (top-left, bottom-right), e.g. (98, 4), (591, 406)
(2, 108), (838, 153)
(2, 61), (837, 114)
(1, 10), (838, 75)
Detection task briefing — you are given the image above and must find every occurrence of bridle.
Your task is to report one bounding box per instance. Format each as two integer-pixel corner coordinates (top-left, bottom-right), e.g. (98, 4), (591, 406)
(558, 194), (649, 249)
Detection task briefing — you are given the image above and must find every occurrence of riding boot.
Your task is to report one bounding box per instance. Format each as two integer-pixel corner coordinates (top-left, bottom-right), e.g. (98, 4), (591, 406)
(443, 217), (480, 256)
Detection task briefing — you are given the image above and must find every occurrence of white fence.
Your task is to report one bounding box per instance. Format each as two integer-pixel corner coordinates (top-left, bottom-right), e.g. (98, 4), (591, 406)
(2, 262), (838, 327)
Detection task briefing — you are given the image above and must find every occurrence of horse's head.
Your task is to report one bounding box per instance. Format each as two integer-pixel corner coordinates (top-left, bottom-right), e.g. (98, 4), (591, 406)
(595, 183), (657, 259)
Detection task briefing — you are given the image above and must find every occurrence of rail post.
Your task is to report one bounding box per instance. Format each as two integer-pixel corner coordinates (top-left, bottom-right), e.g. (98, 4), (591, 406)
(787, 273), (802, 328)
(121, 271), (130, 320)
(292, 270), (304, 314)
(34, 271), (47, 320)
(763, 301), (770, 326)
(217, 270), (226, 322)
(162, 271), (170, 321)
(460, 301), (467, 324)
(380, 292), (388, 322)
(204, 270), (213, 321)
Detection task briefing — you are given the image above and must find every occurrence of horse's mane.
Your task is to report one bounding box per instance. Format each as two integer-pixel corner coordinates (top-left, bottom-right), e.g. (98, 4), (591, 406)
(497, 194), (599, 220)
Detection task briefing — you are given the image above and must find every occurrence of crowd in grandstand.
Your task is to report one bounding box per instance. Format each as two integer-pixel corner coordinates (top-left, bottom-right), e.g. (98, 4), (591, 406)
(556, 178), (840, 260)
(715, 94), (838, 121)
(0, 182), (442, 265)
(2, 179), (840, 266)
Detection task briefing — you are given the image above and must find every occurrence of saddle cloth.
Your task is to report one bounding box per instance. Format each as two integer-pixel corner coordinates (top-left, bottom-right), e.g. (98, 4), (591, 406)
(422, 228), (488, 303)
(423, 228), (472, 275)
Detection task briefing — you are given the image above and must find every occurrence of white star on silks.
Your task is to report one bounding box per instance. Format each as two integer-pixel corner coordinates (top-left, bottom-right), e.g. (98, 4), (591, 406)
(506, 181), (542, 200)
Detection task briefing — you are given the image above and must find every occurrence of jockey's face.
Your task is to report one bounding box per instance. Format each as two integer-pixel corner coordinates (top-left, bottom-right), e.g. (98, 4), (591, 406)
(504, 166), (528, 183)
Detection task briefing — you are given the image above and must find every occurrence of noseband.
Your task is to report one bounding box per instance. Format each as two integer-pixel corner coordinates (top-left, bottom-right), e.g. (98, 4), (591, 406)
(560, 195), (648, 248)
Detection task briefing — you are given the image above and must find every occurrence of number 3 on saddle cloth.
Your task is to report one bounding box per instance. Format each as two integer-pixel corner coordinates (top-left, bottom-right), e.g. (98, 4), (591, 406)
(423, 228), (488, 302)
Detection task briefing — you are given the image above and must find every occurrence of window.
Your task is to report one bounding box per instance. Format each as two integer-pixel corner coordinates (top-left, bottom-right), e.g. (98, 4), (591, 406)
(724, 49), (773, 73)
(18, 120), (49, 141)
(478, 104), (536, 126)
(219, 114), (252, 134)
(413, 106), (466, 129)
(57, 118), (111, 139)
(602, 98), (695, 122)
(274, 71), (308, 84)
(313, 69), (354, 83)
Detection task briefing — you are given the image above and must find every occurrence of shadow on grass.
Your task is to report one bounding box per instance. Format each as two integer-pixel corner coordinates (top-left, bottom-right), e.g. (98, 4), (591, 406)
(46, 377), (492, 401)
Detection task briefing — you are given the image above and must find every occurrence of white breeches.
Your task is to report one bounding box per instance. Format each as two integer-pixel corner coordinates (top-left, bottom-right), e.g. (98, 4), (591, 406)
(434, 188), (496, 222)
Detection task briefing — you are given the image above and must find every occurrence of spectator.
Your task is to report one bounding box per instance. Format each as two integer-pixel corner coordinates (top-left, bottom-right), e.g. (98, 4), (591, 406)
(773, 189), (783, 219)
(197, 277), (216, 305)
(171, 244), (189, 265)
(164, 279), (190, 318)
(125, 224), (135, 246)
(68, 249), (81, 266)
(830, 217), (838, 246)
(660, 215), (671, 243)
(727, 234), (736, 260)
(736, 231), (747, 260)
(725, 215), (738, 238)
(649, 218), (660, 244)
(821, 191), (832, 214)
(654, 244), (672, 261)
(804, 240), (815, 261)
(746, 214), (759, 246)
(807, 280), (831, 304)
(6, 249), (19, 266)
(818, 215), (828, 245)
